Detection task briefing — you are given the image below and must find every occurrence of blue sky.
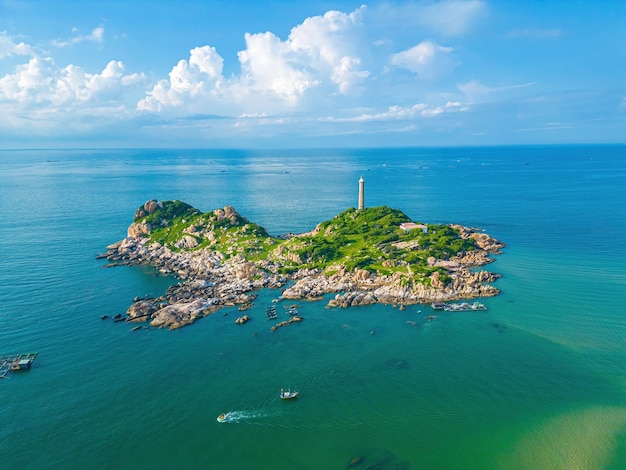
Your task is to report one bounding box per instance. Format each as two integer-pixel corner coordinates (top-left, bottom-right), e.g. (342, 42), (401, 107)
(0, 0), (624, 148)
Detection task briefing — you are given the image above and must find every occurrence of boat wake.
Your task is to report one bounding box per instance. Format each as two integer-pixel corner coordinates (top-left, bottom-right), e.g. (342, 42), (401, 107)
(217, 410), (271, 424)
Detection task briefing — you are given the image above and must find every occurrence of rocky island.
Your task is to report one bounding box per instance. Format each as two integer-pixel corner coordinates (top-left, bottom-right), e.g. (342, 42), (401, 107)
(99, 199), (504, 330)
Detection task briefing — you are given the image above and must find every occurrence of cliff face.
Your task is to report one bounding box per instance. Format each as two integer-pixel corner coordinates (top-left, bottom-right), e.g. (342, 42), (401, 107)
(101, 199), (504, 330)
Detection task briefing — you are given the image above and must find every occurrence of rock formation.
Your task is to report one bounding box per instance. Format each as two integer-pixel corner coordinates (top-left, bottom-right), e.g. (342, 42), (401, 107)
(100, 199), (505, 330)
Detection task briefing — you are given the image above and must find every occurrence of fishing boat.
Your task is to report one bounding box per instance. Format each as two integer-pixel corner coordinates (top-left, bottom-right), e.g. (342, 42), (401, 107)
(280, 389), (299, 400)
(266, 305), (278, 320)
(217, 412), (231, 423)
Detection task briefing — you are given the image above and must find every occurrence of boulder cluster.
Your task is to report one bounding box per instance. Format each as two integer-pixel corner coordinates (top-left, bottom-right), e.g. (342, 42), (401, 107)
(100, 236), (289, 329)
(235, 315), (250, 325)
(452, 224), (505, 254)
(270, 315), (303, 332)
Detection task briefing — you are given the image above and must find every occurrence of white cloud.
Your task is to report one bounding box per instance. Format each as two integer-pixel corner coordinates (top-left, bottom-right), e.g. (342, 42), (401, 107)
(189, 45), (223, 79)
(138, 45), (224, 112)
(286, 7), (369, 93)
(445, 100), (468, 110)
(332, 56), (370, 94)
(0, 5), (476, 142)
(138, 6), (370, 113)
(0, 31), (33, 59)
(325, 100), (469, 122)
(0, 5), (483, 142)
(0, 53), (145, 135)
(0, 57), (143, 104)
(458, 80), (537, 102)
(238, 31), (318, 101)
(391, 40), (457, 79)
(53, 26), (105, 48)
(420, 0), (487, 36)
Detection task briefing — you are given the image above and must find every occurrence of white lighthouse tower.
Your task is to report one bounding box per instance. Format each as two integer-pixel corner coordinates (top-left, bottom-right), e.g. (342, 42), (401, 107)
(358, 176), (365, 210)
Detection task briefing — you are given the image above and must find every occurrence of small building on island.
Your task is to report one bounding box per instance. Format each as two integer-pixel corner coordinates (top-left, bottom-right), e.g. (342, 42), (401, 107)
(399, 222), (428, 234)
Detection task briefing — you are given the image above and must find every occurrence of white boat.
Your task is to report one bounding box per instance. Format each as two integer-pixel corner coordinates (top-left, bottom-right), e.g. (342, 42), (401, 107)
(280, 389), (298, 400)
(217, 412), (231, 423)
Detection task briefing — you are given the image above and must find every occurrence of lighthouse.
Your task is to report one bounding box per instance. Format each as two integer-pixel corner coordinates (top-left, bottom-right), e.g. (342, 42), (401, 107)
(358, 176), (365, 210)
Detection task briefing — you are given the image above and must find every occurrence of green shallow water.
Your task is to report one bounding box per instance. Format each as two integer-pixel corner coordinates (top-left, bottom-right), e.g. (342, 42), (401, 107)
(3, 279), (622, 469)
(0, 146), (624, 469)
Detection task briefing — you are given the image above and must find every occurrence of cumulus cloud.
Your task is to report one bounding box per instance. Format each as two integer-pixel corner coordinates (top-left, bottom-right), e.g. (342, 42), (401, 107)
(391, 40), (457, 79)
(0, 32), (33, 59)
(52, 26), (105, 48)
(138, 45), (224, 112)
(138, 7), (369, 113)
(284, 7), (369, 93)
(0, 51), (145, 135)
(0, 4), (486, 142)
(0, 57), (143, 104)
(1, 32), (134, 113)
(238, 31), (318, 101)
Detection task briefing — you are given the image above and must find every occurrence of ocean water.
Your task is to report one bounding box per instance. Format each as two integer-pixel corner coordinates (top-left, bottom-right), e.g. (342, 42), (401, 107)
(0, 145), (624, 469)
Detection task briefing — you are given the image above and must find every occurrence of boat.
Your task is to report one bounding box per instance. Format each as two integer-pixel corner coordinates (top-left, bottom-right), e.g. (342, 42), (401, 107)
(280, 388), (299, 400)
(266, 305), (278, 320)
(217, 412), (231, 423)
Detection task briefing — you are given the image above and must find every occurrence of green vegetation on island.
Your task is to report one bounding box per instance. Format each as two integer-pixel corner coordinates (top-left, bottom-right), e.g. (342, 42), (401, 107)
(131, 200), (483, 288)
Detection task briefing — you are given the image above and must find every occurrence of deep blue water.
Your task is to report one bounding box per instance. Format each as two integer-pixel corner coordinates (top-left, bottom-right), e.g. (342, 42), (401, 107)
(0, 145), (625, 469)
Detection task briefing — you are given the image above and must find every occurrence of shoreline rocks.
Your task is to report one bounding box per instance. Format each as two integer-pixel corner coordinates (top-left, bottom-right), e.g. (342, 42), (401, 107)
(100, 220), (503, 330)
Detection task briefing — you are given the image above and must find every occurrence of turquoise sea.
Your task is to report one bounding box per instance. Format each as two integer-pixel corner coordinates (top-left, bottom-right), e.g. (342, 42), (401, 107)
(0, 146), (624, 469)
